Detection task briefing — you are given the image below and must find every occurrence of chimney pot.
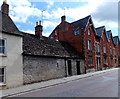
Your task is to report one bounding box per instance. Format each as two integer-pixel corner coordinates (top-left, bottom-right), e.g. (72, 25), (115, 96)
(35, 21), (43, 37)
(36, 22), (38, 26)
(39, 21), (42, 25)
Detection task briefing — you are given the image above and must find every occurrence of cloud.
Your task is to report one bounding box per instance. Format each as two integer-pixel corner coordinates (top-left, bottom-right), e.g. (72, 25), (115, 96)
(92, 2), (118, 23)
(46, 0), (54, 9)
(10, 7), (42, 23)
(43, 32), (51, 37)
(93, 20), (118, 29)
(21, 30), (34, 34)
(45, 0), (105, 20)
(45, 0), (118, 35)
(0, 0), (118, 36)
(0, 0), (42, 23)
(43, 20), (58, 29)
(8, 0), (43, 23)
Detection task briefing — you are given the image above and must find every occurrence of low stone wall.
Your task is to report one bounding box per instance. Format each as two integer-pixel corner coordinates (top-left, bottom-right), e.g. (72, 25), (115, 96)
(23, 56), (66, 84)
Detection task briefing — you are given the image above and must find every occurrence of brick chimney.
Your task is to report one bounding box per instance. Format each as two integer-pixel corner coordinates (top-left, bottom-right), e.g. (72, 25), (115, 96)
(61, 16), (66, 22)
(35, 21), (43, 37)
(1, 0), (9, 15)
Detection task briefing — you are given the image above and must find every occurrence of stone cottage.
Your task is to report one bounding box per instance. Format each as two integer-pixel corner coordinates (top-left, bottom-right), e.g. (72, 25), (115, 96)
(22, 22), (85, 84)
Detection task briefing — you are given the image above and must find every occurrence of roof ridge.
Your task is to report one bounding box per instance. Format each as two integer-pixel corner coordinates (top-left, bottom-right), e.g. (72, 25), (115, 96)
(96, 26), (105, 29)
(71, 15), (91, 24)
(113, 36), (118, 38)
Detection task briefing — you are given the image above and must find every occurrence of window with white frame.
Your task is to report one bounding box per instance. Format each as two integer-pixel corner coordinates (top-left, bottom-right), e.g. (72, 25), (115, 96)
(88, 27), (91, 35)
(104, 57), (107, 64)
(0, 67), (6, 83)
(88, 40), (92, 50)
(97, 43), (100, 52)
(95, 43), (97, 51)
(110, 48), (112, 55)
(103, 45), (106, 53)
(0, 39), (6, 55)
(114, 49), (116, 56)
(102, 35), (104, 41)
(95, 42), (99, 52)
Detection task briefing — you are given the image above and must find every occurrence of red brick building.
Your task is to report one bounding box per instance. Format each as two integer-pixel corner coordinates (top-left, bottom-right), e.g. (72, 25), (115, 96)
(49, 15), (119, 72)
(95, 26), (108, 70)
(113, 36), (120, 67)
(119, 43), (120, 67)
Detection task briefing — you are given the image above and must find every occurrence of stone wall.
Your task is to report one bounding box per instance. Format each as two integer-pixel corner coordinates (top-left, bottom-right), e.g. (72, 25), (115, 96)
(23, 56), (85, 84)
(23, 56), (66, 84)
(80, 60), (86, 74)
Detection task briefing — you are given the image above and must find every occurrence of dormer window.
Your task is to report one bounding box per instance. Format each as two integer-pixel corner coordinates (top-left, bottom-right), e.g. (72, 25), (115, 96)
(88, 27), (91, 35)
(0, 39), (6, 55)
(74, 29), (80, 35)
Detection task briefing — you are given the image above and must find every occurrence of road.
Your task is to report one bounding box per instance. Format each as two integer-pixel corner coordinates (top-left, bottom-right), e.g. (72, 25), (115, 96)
(7, 69), (119, 98)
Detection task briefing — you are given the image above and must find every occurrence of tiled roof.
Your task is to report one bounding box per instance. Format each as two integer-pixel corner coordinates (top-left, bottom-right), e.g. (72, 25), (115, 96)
(0, 11), (22, 36)
(22, 32), (83, 58)
(96, 26), (105, 37)
(113, 36), (120, 45)
(1, 10), (83, 58)
(71, 15), (91, 31)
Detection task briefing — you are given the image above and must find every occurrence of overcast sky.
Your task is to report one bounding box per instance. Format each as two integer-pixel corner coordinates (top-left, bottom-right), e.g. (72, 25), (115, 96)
(0, 0), (119, 37)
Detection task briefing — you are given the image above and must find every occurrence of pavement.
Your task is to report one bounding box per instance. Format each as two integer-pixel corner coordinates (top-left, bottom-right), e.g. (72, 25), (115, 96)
(1, 67), (119, 98)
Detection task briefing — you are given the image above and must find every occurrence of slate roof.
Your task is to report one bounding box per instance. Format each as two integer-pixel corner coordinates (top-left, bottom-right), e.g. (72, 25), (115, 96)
(22, 32), (83, 58)
(96, 26), (105, 37)
(106, 30), (112, 40)
(0, 11), (22, 36)
(71, 15), (91, 31)
(113, 36), (120, 45)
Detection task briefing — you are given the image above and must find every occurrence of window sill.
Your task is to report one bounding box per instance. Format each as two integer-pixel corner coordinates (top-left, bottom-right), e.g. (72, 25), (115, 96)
(0, 54), (7, 57)
(0, 83), (6, 86)
(88, 65), (94, 67)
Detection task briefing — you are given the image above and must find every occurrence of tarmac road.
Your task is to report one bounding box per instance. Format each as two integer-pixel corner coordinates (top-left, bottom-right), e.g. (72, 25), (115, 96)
(7, 68), (119, 98)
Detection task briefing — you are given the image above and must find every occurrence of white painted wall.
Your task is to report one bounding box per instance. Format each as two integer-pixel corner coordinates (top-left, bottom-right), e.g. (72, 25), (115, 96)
(0, 32), (23, 89)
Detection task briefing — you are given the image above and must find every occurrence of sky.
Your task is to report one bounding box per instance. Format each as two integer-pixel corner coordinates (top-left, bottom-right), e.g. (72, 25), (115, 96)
(0, 0), (119, 37)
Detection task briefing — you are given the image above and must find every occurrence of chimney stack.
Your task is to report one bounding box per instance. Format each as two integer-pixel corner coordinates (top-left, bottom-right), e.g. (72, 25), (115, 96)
(1, 0), (9, 15)
(35, 21), (43, 37)
(61, 16), (66, 22)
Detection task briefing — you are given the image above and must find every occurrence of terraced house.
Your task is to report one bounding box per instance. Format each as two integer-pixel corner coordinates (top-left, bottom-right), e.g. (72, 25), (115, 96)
(0, 1), (120, 89)
(50, 15), (120, 72)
